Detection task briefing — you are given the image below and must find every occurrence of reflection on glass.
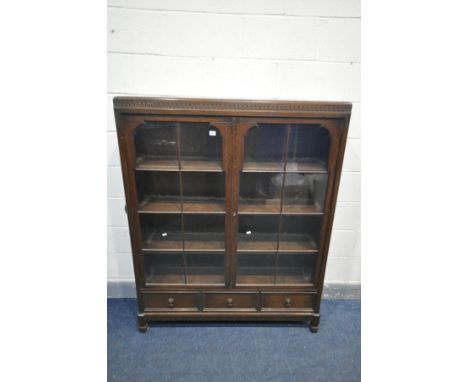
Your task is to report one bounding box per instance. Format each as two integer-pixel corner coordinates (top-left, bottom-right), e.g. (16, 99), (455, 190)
(276, 254), (314, 285)
(135, 122), (178, 169)
(239, 173), (283, 213)
(144, 253), (185, 284)
(186, 253), (224, 285)
(237, 215), (279, 252)
(182, 172), (225, 213)
(243, 124), (287, 171)
(237, 253), (275, 285)
(287, 125), (330, 172)
(180, 123), (222, 171)
(137, 171), (181, 212)
(236, 253), (315, 285)
(239, 172), (327, 214)
(242, 123), (330, 173)
(184, 215), (225, 251)
(279, 216), (321, 252)
(281, 173), (328, 213)
(134, 122), (223, 171)
(140, 214), (183, 251)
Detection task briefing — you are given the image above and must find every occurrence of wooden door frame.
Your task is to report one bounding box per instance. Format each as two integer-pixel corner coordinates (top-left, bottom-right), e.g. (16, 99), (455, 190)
(230, 117), (346, 305)
(115, 114), (233, 301)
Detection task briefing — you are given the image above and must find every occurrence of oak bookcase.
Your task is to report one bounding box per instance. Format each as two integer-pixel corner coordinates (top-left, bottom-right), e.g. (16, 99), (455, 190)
(113, 97), (351, 333)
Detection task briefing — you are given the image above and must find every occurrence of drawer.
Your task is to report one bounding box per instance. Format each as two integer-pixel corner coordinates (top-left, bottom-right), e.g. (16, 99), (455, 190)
(262, 293), (316, 310)
(204, 293), (258, 310)
(143, 292), (199, 311)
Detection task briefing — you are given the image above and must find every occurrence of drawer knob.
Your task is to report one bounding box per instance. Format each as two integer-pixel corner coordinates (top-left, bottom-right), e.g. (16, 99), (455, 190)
(226, 298), (233, 308)
(284, 298), (292, 308)
(168, 297), (175, 308)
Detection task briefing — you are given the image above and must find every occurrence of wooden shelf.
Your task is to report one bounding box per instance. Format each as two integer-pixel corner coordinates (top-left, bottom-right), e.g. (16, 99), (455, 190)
(183, 200), (225, 214)
(237, 234), (318, 253)
(238, 201), (281, 215)
(184, 239), (225, 252)
(187, 269), (225, 285)
(243, 161), (283, 172)
(146, 271), (185, 285)
(237, 241), (278, 252)
(142, 233), (225, 252)
(238, 201), (323, 215)
(286, 161), (327, 173)
(242, 160), (327, 173)
(181, 159), (222, 172)
(184, 233), (225, 251)
(136, 157), (179, 171)
(135, 156), (222, 172)
(139, 197), (225, 214)
(278, 238), (318, 252)
(236, 268), (312, 285)
(236, 274), (275, 285)
(139, 199), (181, 214)
(142, 238), (183, 252)
(282, 203), (323, 215)
(237, 234), (278, 252)
(146, 268), (225, 285)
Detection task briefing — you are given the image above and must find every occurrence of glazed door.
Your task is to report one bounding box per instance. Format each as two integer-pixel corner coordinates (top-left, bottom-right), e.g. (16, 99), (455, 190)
(231, 118), (342, 288)
(119, 115), (233, 288)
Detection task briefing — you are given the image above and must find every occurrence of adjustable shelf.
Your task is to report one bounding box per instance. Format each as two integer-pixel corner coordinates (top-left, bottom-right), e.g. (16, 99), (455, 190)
(145, 267), (225, 285)
(236, 234), (319, 253)
(139, 197), (225, 214)
(238, 201), (324, 215)
(236, 270), (313, 286)
(141, 232), (225, 253)
(136, 156), (222, 172)
(242, 160), (327, 173)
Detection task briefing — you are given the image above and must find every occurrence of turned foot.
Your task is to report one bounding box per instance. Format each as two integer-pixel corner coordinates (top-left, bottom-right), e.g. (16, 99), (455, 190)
(309, 314), (320, 333)
(309, 323), (319, 333)
(139, 323), (148, 333)
(138, 317), (148, 333)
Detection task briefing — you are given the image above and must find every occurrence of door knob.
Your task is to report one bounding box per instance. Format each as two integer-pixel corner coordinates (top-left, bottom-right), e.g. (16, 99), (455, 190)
(168, 297), (175, 308)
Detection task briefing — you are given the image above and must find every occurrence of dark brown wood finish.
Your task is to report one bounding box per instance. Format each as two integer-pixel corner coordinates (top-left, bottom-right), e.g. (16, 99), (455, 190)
(114, 97), (351, 333)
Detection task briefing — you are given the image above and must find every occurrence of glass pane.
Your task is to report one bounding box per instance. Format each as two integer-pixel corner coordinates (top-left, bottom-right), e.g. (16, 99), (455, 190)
(182, 172), (225, 213)
(144, 253), (185, 284)
(287, 125), (330, 172)
(239, 173), (283, 214)
(243, 124), (287, 171)
(184, 215), (225, 251)
(134, 122), (178, 170)
(238, 215), (280, 252)
(237, 253), (275, 285)
(186, 253), (224, 285)
(281, 173), (328, 213)
(136, 171), (181, 212)
(276, 253), (315, 285)
(180, 123), (222, 171)
(279, 216), (321, 252)
(140, 214), (183, 251)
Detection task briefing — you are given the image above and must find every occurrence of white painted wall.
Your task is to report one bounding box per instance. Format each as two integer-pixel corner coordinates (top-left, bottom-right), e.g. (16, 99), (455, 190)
(107, 0), (361, 286)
